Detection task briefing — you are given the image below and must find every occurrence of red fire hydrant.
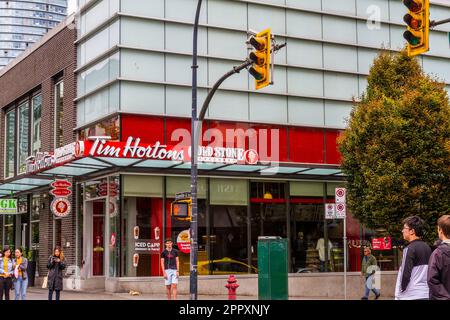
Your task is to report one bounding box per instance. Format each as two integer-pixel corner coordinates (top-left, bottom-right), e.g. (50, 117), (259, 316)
(225, 275), (239, 300)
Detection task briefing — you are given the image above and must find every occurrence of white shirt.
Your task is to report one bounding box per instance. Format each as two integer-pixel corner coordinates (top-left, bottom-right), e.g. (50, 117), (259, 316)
(316, 238), (333, 262)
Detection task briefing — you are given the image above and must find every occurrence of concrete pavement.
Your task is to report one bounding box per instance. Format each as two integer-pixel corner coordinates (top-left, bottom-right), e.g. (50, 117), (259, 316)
(20, 287), (388, 300)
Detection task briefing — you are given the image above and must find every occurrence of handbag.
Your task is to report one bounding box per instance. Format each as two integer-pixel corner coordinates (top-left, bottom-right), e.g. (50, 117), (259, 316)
(42, 273), (49, 289)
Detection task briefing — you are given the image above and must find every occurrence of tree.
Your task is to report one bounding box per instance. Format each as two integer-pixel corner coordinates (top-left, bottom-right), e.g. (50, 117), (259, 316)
(338, 50), (450, 243)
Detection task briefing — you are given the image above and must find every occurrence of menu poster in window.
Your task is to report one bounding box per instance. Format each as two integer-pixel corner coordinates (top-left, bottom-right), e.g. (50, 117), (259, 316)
(177, 229), (191, 254)
(372, 237), (392, 250)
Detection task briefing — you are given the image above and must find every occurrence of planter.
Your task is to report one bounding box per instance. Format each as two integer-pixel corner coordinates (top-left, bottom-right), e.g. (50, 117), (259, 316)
(27, 261), (37, 287)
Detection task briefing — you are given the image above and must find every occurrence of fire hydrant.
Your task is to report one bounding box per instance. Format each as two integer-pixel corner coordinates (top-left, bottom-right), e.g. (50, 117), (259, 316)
(225, 275), (239, 300)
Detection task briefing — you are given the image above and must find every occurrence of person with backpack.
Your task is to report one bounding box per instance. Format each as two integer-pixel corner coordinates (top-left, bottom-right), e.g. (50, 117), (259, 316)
(428, 215), (450, 300)
(361, 247), (381, 300)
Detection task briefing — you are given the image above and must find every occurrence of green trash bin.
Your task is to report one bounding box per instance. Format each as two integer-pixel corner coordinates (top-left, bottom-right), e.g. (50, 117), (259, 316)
(258, 236), (288, 300)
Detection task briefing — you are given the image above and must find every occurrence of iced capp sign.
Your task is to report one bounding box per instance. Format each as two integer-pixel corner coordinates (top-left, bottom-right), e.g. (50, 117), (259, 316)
(0, 199), (18, 214)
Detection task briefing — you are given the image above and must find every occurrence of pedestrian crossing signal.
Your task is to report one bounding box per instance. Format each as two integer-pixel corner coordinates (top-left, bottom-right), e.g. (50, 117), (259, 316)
(171, 199), (192, 221)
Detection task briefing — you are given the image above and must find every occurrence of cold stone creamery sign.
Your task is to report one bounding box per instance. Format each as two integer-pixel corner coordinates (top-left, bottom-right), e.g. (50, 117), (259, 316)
(0, 199), (18, 214)
(26, 142), (83, 174)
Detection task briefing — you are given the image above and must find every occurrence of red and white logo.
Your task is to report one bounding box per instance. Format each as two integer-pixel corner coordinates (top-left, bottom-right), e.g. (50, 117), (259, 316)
(244, 149), (259, 165)
(74, 141), (84, 157)
(51, 198), (71, 218)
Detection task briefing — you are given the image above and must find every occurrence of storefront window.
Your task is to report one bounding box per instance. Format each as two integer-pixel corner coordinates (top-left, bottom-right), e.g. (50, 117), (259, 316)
(250, 182), (287, 269)
(122, 175), (163, 277)
(31, 195), (40, 253)
(108, 175), (120, 277)
(4, 215), (15, 247)
(55, 80), (64, 147)
(32, 94), (42, 154)
(5, 109), (15, 178)
(78, 116), (120, 141)
(208, 206), (250, 275)
(18, 101), (29, 174)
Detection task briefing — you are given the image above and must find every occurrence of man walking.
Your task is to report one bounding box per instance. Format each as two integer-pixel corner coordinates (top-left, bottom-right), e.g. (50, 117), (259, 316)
(160, 239), (179, 300)
(427, 215), (450, 300)
(395, 216), (431, 300)
(361, 247), (380, 300)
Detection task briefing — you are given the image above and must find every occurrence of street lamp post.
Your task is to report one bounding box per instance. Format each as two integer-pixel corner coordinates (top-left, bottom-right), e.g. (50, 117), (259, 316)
(190, 0), (203, 301)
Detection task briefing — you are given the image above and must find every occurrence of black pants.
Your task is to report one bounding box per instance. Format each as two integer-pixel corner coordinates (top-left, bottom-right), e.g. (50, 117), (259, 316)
(0, 277), (12, 300)
(48, 289), (60, 301)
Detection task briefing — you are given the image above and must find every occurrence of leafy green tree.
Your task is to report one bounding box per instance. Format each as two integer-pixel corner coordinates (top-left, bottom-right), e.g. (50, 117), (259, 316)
(338, 50), (450, 243)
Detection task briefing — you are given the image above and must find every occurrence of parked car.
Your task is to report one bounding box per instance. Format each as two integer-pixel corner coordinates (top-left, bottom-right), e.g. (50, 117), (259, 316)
(197, 257), (257, 275)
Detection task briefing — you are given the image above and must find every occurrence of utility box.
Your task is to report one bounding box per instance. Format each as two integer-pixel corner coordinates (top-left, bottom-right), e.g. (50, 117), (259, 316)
(257, 236), (288, 300)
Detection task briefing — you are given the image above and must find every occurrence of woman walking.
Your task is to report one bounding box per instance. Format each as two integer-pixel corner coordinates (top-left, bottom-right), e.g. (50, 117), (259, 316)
(47, 246), (66, 301)
(13, 248), (28, 300)
(0, 247), (14, 300)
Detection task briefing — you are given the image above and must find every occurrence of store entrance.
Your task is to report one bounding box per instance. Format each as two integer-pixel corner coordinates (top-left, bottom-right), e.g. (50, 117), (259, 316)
(84, 199), (106, 278)
(92, 201), (105, 276)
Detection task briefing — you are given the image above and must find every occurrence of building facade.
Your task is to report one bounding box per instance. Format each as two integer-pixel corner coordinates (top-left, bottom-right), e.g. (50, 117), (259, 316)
(0, 0), (68, 69)
(0, 0), (449, 292)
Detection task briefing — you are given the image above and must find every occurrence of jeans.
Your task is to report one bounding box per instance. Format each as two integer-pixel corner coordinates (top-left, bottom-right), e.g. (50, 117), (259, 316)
(14, 276), (28, 300)
(364, 275), (380, 298)
(48, 289), (60, 301)
(0, 277), (12, 300)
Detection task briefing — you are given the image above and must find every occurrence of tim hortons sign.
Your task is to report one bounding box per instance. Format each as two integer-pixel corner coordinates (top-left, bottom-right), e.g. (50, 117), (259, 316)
(81, 136), (259, 165)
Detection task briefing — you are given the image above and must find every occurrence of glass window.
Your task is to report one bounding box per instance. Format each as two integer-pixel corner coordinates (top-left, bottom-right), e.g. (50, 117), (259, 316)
(207, 206), (250, 275)
(18, 101), (30, 174)
(286, 39), (323, 69)
(55, 80), (64, 147)
(250, 182), (287, 269)
(286, 10), (322, 40)
(208, 91), (249, 121)
(288, 68), (324, 97)
(79, 116), (120, 141)
(120, 82), (165, 114)
(249, 93), (288, 124)
(288, 97), (325, 127)
(121, 50), (165, 83)
(208, 0), (247, 30)
(323, 16), (357, 44)
(323, 0), (356, 15)
(248, 4), (286, 35)
(5, 109), (15, 177)
(4, 215), (15, 247)
(108, 176), (120, 277)
(32, 94), (42, 154)
(30, 195), (40, 260)
(324, 72), (359, 100)
(121, 18), (164, 51)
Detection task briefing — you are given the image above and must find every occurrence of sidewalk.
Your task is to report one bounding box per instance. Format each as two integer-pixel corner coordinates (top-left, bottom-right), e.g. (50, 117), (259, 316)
(24, 288), (386, 300)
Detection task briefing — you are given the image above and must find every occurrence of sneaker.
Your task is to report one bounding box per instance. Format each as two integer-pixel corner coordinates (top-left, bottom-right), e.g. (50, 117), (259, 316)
(361, 297), (368, 300)
(375, 293), (381, 300)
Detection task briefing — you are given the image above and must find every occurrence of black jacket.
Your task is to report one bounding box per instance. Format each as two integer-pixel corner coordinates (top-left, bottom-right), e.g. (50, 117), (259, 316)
(428, 242), (450, 300)
(47, 255), (66, 291)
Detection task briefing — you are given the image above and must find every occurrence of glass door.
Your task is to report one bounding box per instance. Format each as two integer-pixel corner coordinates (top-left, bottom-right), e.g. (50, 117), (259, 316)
(92, 200), (105, 276)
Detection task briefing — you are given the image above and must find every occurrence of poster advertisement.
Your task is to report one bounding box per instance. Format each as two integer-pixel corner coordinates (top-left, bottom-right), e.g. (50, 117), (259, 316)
(177, 229), (191, 254)
(372, 237), (392, 250)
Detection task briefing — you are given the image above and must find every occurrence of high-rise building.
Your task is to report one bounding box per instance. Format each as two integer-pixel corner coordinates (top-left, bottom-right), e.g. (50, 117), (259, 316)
(0, 0), (68, 69)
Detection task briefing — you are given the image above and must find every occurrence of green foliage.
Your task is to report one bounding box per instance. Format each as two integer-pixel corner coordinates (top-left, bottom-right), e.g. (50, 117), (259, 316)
(339, 49), (450, 243)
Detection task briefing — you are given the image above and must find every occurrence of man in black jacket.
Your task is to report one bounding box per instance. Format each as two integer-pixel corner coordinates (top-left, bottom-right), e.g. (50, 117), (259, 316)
(395, 216), (432, 300)
(428, 215), (450, 300)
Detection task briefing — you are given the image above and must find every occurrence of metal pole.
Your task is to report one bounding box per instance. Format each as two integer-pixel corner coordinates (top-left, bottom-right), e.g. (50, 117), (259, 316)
(190, 0), (202, 301)
(430, 18), (450, 27)
(344, 215), (347, 300)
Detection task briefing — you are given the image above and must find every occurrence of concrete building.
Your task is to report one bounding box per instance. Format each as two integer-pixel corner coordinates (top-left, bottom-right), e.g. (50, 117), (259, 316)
(0, 0), (68, 69)
(0, 0), (449, 297)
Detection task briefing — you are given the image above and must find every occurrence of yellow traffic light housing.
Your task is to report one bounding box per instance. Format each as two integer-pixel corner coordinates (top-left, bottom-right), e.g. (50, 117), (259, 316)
(248, 28), (271, 90)
(171, 198), (192, 221)
(403, 0), (429, 57)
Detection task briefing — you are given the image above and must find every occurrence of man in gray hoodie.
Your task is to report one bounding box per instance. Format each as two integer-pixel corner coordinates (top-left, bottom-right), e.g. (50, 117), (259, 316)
(428, 215), (450, 300)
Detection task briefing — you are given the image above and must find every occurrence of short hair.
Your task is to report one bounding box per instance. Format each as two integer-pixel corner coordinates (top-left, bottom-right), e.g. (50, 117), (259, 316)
(364, 247), (371, 252)
(403, 216), (426, 237)
(16, 247), (22, 254)
(165, 238), (173, 243)
(437, 215), (450, 238)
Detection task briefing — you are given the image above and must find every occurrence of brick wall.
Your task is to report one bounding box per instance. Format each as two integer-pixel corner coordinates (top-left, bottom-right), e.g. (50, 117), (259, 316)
(0, 25), (78, 275)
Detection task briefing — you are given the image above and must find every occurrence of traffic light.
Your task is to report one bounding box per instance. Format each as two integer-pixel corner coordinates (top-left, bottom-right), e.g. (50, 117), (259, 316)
(403, 0), (430, 56)
(171, 198), (192, 221)
(248, 28), (271, 90)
